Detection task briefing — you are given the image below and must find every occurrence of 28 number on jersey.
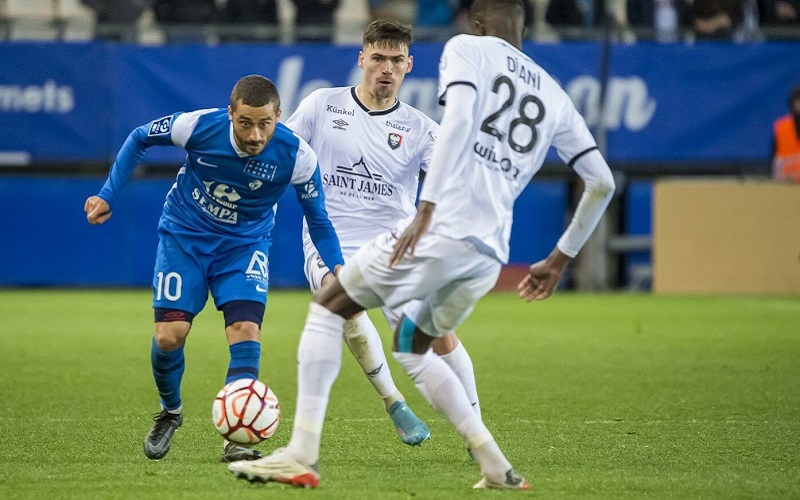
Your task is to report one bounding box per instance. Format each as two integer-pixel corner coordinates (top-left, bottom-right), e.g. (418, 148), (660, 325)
(480, 75), (546, 154)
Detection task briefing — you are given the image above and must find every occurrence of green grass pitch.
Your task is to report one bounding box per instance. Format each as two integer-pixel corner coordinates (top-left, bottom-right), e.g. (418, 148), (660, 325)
(1, 290), (798, 498)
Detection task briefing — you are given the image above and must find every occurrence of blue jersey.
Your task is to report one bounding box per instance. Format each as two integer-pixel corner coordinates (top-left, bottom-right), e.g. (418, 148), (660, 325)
(98, 108), (344, 270)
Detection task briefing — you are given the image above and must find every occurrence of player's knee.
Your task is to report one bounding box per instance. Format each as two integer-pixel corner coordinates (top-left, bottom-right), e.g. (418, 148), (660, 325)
(431, 333), (459, 355)
(226, 321), (261, 343)
(153, 310), (193, 350)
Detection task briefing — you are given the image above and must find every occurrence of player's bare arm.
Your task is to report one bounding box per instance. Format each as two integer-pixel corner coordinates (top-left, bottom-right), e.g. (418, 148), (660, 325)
(84, 195), (112, 225)
(388, 200), (434, 267)
(517, 247), (572, 302)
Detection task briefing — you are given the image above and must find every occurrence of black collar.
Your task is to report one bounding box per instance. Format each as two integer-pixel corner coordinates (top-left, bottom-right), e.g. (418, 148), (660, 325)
(350, 86), (400, 116)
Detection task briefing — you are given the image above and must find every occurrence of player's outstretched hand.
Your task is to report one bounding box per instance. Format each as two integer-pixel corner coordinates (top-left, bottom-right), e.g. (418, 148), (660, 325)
(389, 201), (435, 268)
(84, 196), (112, 225)
(518, 248), (572, 302)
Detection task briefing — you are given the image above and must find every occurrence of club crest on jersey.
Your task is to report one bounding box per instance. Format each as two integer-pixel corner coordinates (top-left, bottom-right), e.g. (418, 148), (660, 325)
(244, 159), (278, 181)
(388, 133), (402, 150)
(249, 179), (263, 190)
(148, 116), (172, 136)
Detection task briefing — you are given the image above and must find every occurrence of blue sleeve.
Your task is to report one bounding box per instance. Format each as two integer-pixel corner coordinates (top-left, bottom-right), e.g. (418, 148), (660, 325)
(97, 117), (177, 208)
(296, 167), (344, 270)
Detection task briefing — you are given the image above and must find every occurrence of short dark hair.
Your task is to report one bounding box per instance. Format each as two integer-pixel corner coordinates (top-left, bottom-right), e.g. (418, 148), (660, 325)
(363, 19), (413, 50)
(470, 0), (524, 21)
(230, 75), (280, 111)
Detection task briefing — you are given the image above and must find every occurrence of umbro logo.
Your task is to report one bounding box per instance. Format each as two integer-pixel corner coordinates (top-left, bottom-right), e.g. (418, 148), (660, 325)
(333, 118), (349, 131)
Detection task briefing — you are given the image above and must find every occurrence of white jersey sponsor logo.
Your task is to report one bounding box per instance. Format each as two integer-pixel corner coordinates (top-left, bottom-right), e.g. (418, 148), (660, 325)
(326, 104), (355, 116)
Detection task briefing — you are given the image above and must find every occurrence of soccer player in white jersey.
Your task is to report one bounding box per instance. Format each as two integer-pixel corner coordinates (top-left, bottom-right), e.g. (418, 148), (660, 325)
(283, 19), (484, 448)
(229, 0), (615, 490)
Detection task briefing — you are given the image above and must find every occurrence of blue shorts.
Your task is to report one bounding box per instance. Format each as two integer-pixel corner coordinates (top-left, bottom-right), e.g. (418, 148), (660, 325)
(152, 217), (271, 314)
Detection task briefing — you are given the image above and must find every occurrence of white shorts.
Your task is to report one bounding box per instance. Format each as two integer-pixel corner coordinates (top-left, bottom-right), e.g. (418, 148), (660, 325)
(338, 230), (501, 337)
(302, 237), (404, 330)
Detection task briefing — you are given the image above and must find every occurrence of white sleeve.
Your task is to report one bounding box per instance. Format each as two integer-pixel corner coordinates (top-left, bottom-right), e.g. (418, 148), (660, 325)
(171, 108), (219, 147)
(437, 35), (478, 106)
(419, 84), (477, 204)
(284, 92), (316, 143)
(417, 121), (438, 174)
(556, 149), (615, 257)
(551, 94), (597, 163)
(290, 138), (319, 184)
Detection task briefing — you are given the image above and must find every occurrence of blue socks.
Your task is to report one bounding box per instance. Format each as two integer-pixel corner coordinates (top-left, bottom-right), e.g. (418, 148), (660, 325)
(150, 338), (260, 412)
(226, 340), (261, 384)
(150, 337), (185, 411)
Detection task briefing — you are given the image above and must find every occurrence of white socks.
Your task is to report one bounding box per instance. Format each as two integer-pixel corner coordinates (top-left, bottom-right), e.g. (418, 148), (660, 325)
(286, 303), (344, 466)
(393, 350), (511, 481)
(343, 313), (401, 406)
(438, 341), (481, 419)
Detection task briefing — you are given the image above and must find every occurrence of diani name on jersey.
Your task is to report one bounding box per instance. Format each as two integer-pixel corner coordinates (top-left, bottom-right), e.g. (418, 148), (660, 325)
(506, 56), (541, 90)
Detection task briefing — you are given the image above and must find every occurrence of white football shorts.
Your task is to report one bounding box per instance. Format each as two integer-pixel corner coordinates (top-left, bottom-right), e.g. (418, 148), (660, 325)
(303, 237), (404, 330)
(338, 229), (501, 337)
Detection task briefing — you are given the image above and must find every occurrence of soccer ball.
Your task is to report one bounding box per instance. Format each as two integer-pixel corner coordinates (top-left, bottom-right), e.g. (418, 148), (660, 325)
(212, 378), (280, 444)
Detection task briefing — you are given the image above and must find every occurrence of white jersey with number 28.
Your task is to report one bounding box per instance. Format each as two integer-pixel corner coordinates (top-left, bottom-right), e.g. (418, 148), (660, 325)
(427, 34), (598, 263)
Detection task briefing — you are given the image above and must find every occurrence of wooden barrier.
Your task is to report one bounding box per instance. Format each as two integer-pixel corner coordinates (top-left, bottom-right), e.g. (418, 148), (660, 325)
(653, 179), (800, 294)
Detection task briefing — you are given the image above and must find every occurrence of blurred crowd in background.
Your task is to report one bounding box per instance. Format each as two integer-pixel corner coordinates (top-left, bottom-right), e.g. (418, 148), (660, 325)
(0, 0), (797, 44)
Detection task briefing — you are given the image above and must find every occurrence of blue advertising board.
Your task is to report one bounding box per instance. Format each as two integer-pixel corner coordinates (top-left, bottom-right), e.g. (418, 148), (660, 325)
(0, 177), (565, 286)
(1, 41), (799, 165)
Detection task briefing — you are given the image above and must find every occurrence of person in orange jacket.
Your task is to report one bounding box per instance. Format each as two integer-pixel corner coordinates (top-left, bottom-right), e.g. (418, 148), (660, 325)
(772, 84), (800, 183)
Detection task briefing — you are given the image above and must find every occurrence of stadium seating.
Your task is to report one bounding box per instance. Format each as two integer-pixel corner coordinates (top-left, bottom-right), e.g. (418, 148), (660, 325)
(1, 0), (94, 41)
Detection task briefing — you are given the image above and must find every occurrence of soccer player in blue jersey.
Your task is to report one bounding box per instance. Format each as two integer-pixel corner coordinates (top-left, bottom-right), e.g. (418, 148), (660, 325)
(84, 75), (344, 462)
